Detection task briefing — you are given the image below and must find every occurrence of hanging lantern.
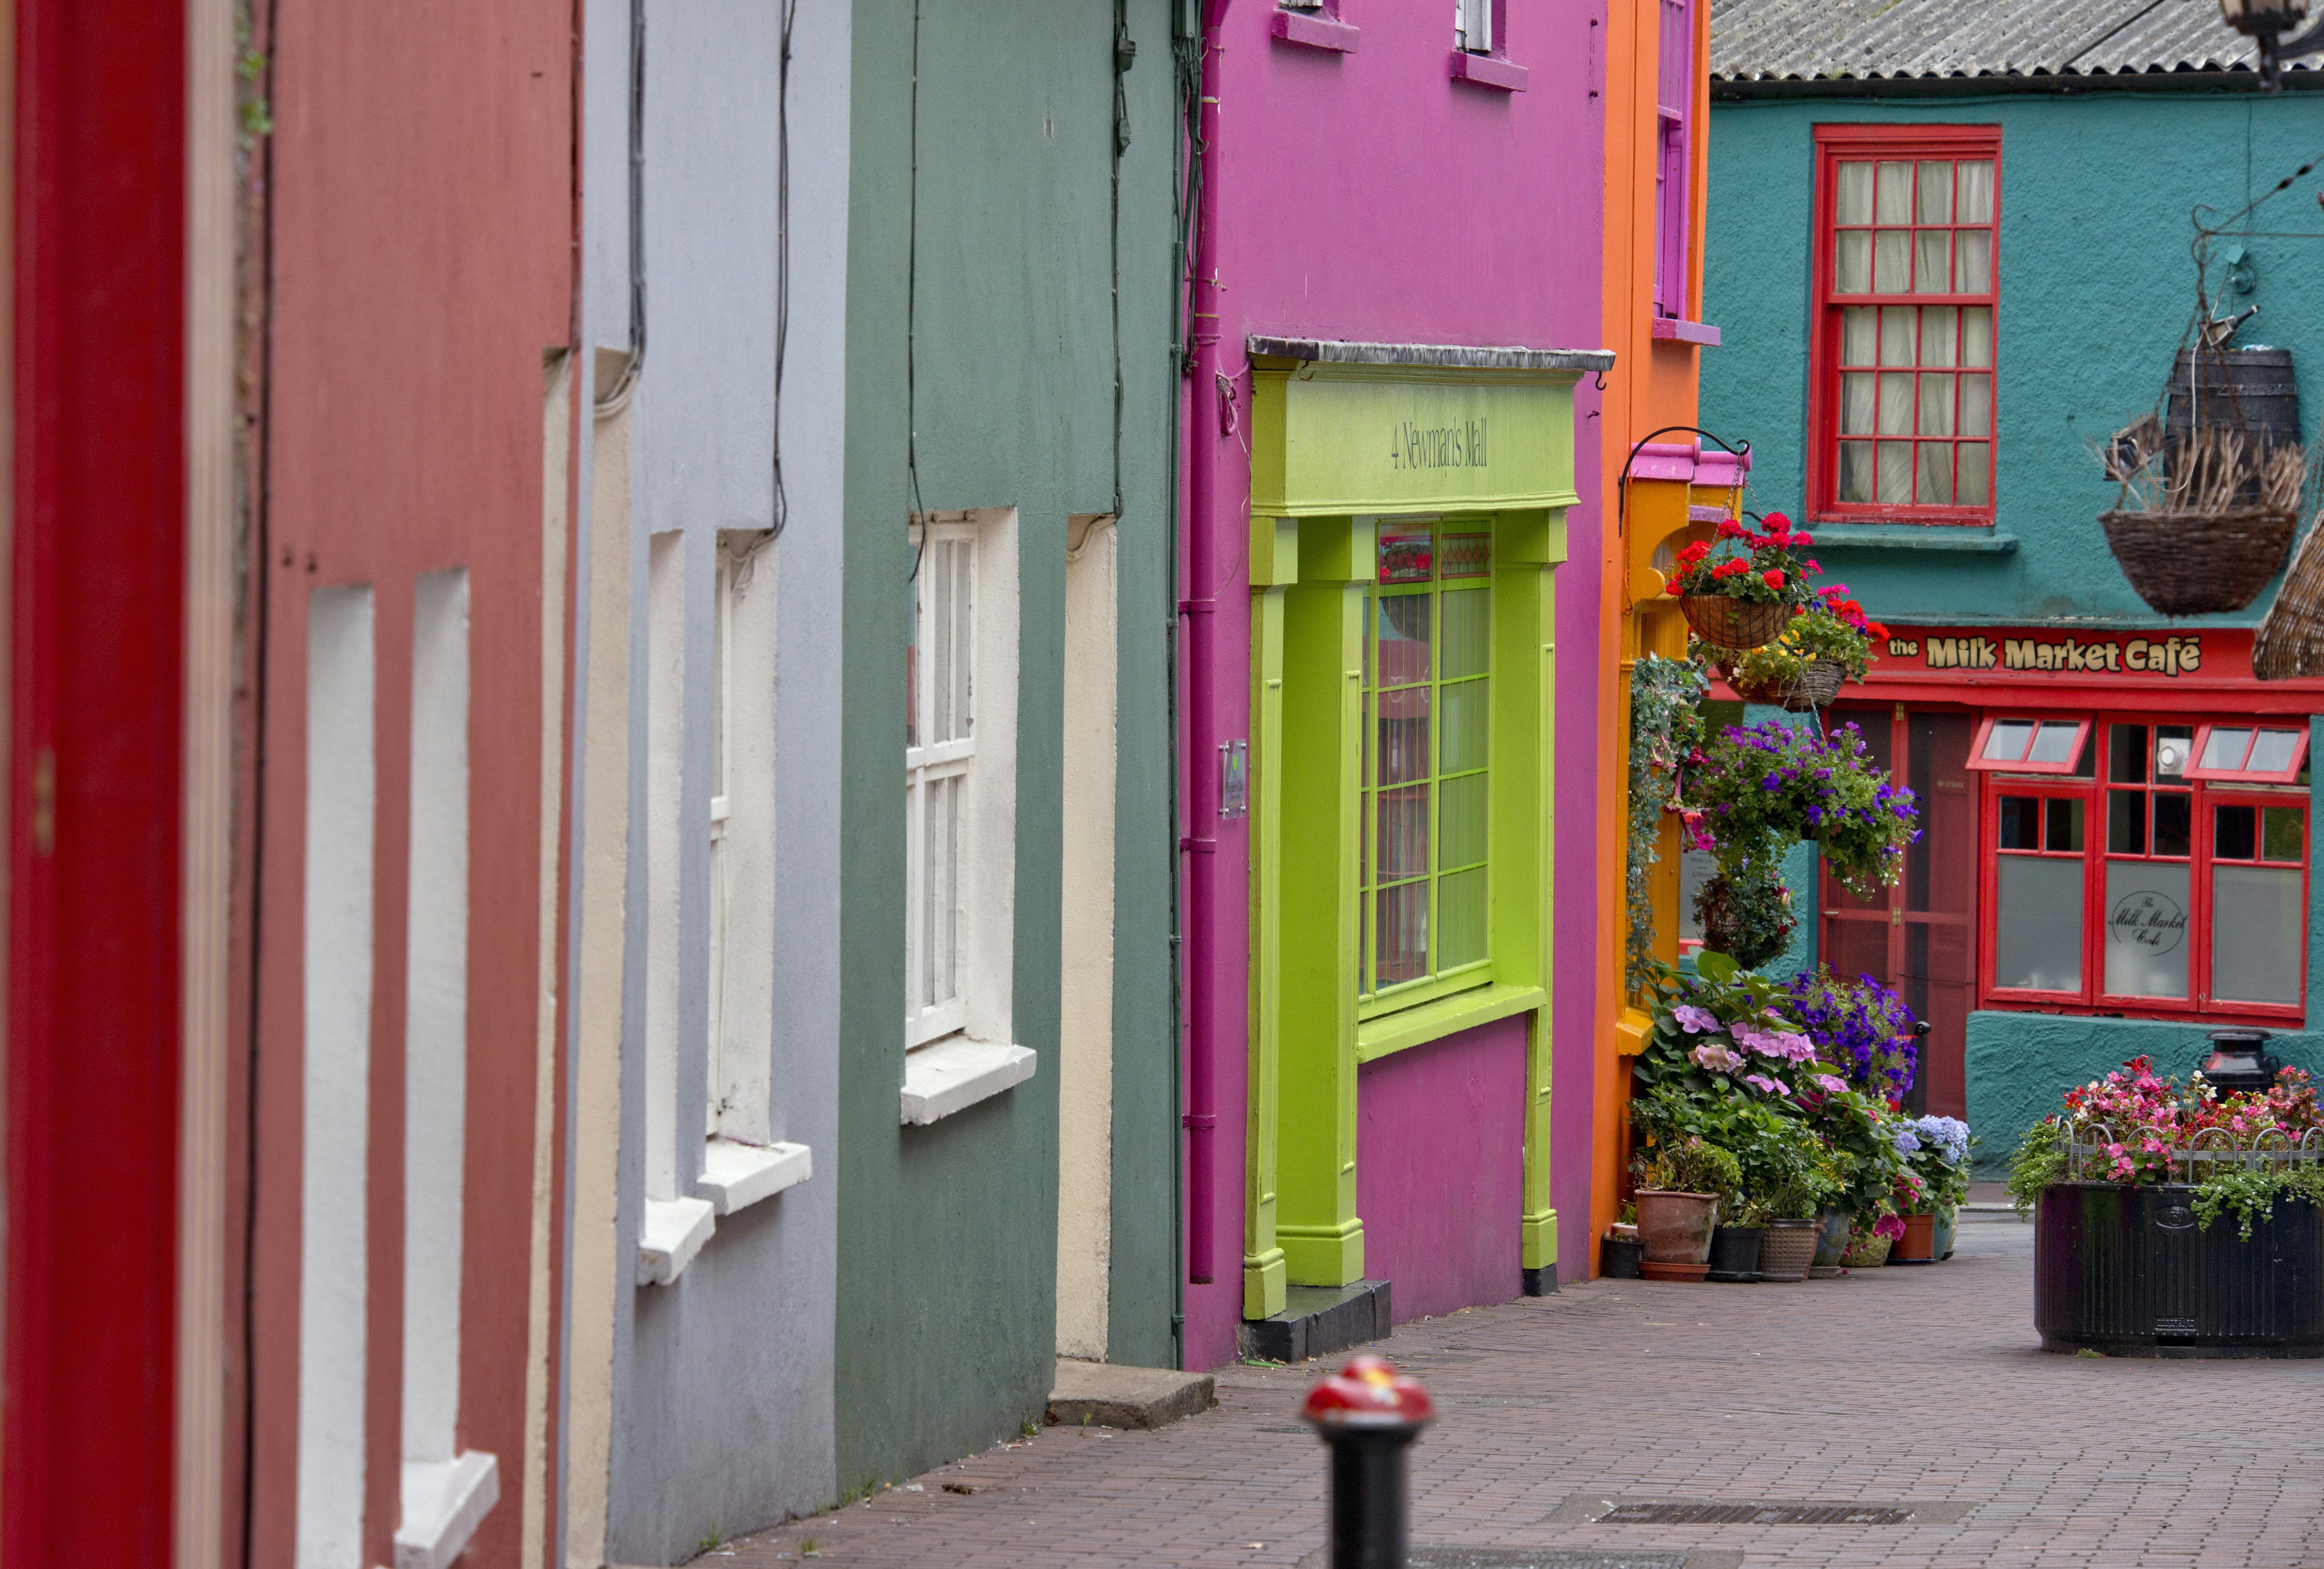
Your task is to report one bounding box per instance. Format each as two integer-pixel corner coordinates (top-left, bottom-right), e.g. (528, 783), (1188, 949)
(2218, 0), (2324, 87)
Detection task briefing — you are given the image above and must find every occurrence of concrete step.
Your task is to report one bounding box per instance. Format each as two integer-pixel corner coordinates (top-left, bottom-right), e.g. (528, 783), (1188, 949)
(1238, 1279), (1391, 1365)
(1046, 1358), (1216, 1430)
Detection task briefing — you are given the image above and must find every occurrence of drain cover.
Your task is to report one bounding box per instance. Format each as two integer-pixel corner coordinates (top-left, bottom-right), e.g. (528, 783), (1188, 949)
(1601, 1502), (1912, 1526)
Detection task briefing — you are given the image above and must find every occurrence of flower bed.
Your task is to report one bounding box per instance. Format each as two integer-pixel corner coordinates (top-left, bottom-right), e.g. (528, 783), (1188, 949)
(2011, 1057), (2324, 1356)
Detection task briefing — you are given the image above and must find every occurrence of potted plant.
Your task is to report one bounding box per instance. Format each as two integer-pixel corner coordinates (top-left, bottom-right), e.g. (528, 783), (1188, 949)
(1783, 968), (1920, 1107)
(1666, 514), (1816, 650)
(1692, 853), (1795, 971)
(1906, 1115), (1974, 1261)
(2008, 1056), (2324, 1355)
(1704, 597), (1884, 713)
(1630, 1133), (1739, 1282)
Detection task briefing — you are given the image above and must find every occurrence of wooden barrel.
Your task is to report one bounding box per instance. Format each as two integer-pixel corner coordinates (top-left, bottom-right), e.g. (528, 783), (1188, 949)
(2165, 346), (2302, 450)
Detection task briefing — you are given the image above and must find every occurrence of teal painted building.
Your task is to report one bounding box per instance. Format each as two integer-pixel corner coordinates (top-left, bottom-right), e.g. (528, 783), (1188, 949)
(1701, 1), (2324, 1168)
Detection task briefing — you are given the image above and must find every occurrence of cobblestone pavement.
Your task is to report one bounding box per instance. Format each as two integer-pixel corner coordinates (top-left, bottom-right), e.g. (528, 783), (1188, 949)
(715, 1214), (2324, 1568)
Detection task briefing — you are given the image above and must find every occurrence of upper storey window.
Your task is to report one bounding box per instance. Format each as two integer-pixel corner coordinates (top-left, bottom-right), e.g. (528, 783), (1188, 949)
(1654, 0), (1693, 318)
(1811, 126), (2000, 522)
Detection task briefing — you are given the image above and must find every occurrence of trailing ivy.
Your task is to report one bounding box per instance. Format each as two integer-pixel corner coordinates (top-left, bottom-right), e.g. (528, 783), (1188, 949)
(1626, 653), (1709, 991)
(2191, 1161), (2324, 1240)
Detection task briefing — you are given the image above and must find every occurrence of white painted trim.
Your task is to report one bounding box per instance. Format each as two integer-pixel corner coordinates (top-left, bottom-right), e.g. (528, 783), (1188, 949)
(393, 1450), (499, 1569)
(900, 1035), (1037, 1126)
(637, 1195), (715, 1286)
(645, 531), (684, 1199)
(695, 1135), (811, 1215)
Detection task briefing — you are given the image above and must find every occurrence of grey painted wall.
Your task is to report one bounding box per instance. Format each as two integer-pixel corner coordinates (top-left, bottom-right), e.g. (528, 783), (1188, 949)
(578, 0), (852, 1558)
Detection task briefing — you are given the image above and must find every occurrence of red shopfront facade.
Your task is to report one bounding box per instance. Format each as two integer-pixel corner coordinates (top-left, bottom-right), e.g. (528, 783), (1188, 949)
(1816, 627), (2322, 1121)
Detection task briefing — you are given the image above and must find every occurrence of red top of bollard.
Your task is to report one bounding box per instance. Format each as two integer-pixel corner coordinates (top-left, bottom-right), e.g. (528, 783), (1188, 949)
(1299, 1354), (1435, 1429)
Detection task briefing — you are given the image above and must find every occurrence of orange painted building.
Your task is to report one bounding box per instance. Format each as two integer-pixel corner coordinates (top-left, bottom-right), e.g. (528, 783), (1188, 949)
(1592, 0), (1750, 1270)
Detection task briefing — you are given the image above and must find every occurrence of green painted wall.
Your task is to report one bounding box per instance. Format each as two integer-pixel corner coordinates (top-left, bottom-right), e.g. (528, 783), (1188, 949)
(1703, 88), (2324, 626)
(838, 0), (1178, 1488)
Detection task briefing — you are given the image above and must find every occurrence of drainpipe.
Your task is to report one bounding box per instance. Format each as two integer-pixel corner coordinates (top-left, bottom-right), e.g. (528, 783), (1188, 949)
(1181, 0), (1232, 1289)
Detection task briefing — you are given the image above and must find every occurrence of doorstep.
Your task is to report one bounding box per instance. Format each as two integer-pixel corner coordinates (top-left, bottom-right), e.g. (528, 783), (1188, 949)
(1046, 1358), (1216, 1430)
(1239, 1279), (1392, 1364)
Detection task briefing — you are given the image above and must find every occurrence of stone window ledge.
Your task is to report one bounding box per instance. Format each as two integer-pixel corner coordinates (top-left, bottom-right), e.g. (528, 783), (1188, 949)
(394, 1451), (498, 1569)
(902, 1035), (1038, 1126)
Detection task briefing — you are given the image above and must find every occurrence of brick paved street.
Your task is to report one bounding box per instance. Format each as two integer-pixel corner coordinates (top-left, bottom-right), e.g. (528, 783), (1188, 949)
(715, 1214), (2324, 1568)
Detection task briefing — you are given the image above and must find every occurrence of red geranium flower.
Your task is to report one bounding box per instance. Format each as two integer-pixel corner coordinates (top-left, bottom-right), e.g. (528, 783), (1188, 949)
(1762, 569), (1785, 590)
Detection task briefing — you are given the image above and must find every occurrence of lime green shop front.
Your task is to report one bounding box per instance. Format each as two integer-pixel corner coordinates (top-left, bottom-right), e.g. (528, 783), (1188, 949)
(1223, 344), (1607, 1344)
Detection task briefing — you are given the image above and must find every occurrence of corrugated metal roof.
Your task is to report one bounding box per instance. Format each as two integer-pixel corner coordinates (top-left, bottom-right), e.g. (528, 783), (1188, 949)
(1710, 0), (2308, 85)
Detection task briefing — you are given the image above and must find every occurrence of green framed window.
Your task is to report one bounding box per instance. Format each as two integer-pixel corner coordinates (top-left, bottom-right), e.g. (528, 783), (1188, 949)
(1361, 519), (1492, 1013)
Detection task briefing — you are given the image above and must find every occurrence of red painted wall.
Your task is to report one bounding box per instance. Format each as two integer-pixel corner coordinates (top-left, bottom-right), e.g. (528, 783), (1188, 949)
(244, 4), (573, 1565)
(4, 1), (187, 1561)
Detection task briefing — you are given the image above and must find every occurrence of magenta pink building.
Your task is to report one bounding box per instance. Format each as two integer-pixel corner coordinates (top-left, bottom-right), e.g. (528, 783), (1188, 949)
(1180, 0), (1612, 1368)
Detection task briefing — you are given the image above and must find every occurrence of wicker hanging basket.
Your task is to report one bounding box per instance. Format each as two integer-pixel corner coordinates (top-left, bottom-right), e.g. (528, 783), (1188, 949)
(2098, 506), (2298, 618)
(1678, 595), (1791, 650)
(1696, 873), (1795, 970)
(1715, 654), (1845, 712)
(2256, 516), (2324, 680)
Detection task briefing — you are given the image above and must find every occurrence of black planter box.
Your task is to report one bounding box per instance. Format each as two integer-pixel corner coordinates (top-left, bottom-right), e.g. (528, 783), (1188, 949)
(2035, 1182), (2324, 1358)
(1706, 1224), (1763, 1282)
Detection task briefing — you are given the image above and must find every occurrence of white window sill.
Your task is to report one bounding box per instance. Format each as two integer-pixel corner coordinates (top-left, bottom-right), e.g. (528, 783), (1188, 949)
(696, 1136), (812, 1216)
(637, 1194), (715, 1286)
(395, 1451), (499, 1569)
(901, 1035), (1037, 1125)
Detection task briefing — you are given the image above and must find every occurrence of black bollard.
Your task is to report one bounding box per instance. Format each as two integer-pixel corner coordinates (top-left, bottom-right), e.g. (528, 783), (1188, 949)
(1301, 1354), (1436, 1569)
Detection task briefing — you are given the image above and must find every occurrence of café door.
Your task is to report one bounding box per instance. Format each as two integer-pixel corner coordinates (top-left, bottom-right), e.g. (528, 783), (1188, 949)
(1820, 707), (1977, 1118)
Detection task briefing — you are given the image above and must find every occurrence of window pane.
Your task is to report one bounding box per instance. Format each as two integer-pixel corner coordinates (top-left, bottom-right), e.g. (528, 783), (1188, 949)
(1961, 307), (1993, 367)
(1836, 161), (1874, 224)
(1878, 373), (1915, 435)
(1952, 231), (1992, 294)
(2046, 796), (2084, 851)
(1955, 444), (1991, 505)
(2155, 726), (2193, 779)
(2201, 727), (2253, 773)
(1957, 160), (1994, 223)
(2103, 860), (2191, 1000)
(906, 555), (922, 750)
(1998, 793), (2041, 848)
(2250, 729), (2302, 776)
(1438, 586), (1489, 678)
(1874, 231), (1910, 293)
(1839, 442), (1874, 503)
(1877, 441), (1914, 503)
(1836, 232), (1871, 294)
(1985, 720), (2035, 762)
(2263, 805), (2304, 862)
(1916, 161), (1954, 222)
(1439, 771), (1488, 868)
(2029, 721), (2082, 765)
(1918, 375), (1955, 436)
(1375, 880), (1428, 988)
(1840, 373), (1876, 435)
(2213, 864), (2303, 1004)
(1378, 527), (1433, 585)
(1957, 375), (1992, 440)
(2154, 791), (2192, 856)
(1438, 679), (1489, 774)
(1997, 856), (2083, 992)
(1916, 444), (1953, 505)
(1919, 306), (1958, 367)
(2109, 790), (2146, 854)
(2216, 802), (2258, 861)
(1841, 306), (1876, 364)
(1378, 591), (1432, 683)
(1437, 866), (1487, 971)
(930, 542), (954, 741)
(1914, 231), (1950, 295)
(2110, 724), (2147, 782)
(1880, 306), (1918, 365)
(1377, 686), (1431, 785)
(1875, 160), (1913, 223)
(1376, 784), (1430, 879)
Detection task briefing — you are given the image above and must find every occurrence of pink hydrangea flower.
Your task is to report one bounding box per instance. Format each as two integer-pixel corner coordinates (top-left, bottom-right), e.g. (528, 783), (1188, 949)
(1673, 1004), (1719, 1035)
(1743, 1073), (1788, 1096)
(1690, 1041), (1744, 1073)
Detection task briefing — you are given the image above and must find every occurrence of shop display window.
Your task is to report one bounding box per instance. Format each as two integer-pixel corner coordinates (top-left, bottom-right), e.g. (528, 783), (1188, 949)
(1359, 520), (1492, 1007)
(1979, 713), (2310, 1021)
(1809, 125), (2000, 523)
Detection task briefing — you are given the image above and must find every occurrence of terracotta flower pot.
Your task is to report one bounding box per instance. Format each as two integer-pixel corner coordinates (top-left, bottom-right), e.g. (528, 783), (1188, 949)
(1889, 1211), (1937, 1264)
(1757, 1217), (1820, 1282)
(1633, 1189), (1719, 1266)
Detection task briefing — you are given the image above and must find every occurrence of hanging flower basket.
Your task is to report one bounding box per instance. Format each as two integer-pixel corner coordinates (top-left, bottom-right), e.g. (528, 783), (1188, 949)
(1719, 655), (1844, 712)
(1680, 595), (1791, 650)
(1696, 868), (1794, 969)
(2099, 506), (2298, 617)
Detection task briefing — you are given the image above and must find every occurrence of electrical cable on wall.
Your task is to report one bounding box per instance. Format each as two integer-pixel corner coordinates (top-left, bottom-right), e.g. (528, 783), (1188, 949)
(1111, 0), (1133, 522)
(597, 0), (648, 414)
(769, 0), (796, 542)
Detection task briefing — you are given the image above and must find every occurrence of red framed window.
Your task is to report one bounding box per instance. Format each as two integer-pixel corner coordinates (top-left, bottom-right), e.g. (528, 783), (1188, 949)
(1809, 125), (2000, 523)
(1979, 713), (2308, 1021)
(1965, 715), (2090, 775)
(2187, 721), (2310, 783)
